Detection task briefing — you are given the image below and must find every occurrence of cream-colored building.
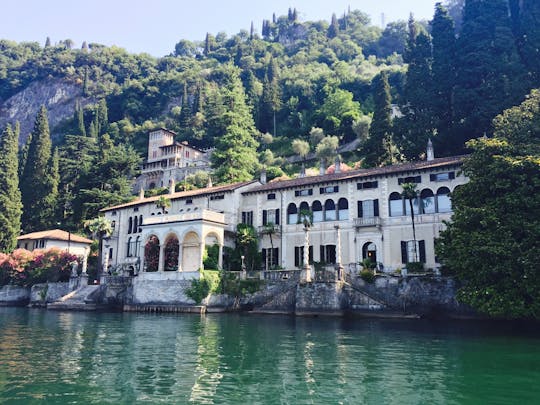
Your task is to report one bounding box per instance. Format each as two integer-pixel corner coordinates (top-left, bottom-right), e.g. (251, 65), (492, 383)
(135, 128), (212, 191)
(101, 150), (466, 277)
(17, 229), (92, 259)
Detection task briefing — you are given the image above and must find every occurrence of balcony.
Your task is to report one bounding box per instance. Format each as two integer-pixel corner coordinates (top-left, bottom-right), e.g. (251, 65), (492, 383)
(258, 224), (282, 235)
(143, 209), (225, 226)
(354, 217), (381, 228)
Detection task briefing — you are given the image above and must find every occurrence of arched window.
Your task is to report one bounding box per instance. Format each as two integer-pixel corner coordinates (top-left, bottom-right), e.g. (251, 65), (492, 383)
(287, 203), (298, 224)
(324, 199), (336, 221)
(312, 201), (323, 223)
(128, 217), (133, 234)
(164, 235), (179, 271)
(133, 216), (138, 233)
(139, 215), (143, 232)
(437, 187), (452, 213)
(389, 192), (404, 217)
(127, 237), (132, 257)
(338, 198), (349, 220)
(420, 189), (435, 214)
(144, 235), (160, 272)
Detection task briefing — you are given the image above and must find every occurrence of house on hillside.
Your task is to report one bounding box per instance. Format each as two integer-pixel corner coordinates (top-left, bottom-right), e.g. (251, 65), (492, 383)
(17, 229), (92, 259)
(134, 128), (212, 191)
(100, 141), (467, 279)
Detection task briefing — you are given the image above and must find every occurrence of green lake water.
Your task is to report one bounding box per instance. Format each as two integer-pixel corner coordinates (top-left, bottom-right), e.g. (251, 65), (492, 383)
(1, 307), (539, 404)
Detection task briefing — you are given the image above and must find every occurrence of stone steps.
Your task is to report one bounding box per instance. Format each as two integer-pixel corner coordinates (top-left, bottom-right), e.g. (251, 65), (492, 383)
(47, 285), (103, 310)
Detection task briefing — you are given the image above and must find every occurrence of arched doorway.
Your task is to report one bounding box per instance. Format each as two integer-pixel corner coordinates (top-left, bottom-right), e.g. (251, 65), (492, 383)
(362, 242), (377, 263)
(144, 235), (160, 272)
(182, 231), (201, 272)
(204, 233), (220, 270)
(164, 234), (179, 271)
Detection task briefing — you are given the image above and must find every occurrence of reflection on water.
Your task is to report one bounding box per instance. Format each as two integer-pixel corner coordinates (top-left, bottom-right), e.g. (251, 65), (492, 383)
(1, 308), (540, 404)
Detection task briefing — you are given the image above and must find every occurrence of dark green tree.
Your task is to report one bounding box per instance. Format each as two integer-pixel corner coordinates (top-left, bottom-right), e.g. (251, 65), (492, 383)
(362, 72), (393, 167)
(0, 125), (22, 251)
(21, 106), (57, 231)
(437, 89), (540, 319)
(328, 13), (340, 38)
(431, 2), (456, 153)
(179, 82), (192, 130)
(453, 0), (528, 151)
(211, 66), (260, 184)
(258, 60), (281, 136)
(515, 0), (540, 86)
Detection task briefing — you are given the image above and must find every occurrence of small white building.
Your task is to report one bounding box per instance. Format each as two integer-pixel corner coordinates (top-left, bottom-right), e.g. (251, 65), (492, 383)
(135, 128), (212, 191)
(17, 229), (92, 259)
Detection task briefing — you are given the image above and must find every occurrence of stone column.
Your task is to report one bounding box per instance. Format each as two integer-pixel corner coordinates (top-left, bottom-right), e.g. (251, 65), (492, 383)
(199, 243), (204, 271)
(177, 244), (183, 272)
(158, 244), (165, 272)
(335, 225), (344, 280)
(218, 243), (223, 270)
(302, 226), (312, 282)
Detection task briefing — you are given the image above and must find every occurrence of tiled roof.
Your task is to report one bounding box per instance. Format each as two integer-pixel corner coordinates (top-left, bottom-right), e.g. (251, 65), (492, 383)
(100, 180), (259, 212)
(17, 229), (92, 244)
(244, 155), (467, 194)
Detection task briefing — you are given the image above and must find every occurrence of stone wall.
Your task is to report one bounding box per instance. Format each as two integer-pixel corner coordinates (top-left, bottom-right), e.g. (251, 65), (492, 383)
(30, 282), (71, 306)
(0, 285), (30, 305)
(129, 274), (194, 305)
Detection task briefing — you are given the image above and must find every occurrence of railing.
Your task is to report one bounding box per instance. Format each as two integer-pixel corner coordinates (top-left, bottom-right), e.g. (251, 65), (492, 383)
(258, 224), (282, 234)
(314, 269), (340, 282)
(354, 217), (381, 228)
(143, 209), (225, 225)
(262, 269), (302, 281)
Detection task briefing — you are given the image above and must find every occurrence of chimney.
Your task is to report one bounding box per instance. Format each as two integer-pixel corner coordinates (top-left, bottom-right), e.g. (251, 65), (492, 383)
(334, 155), (341, 173)
(169, 178), (176, 194)
(427, 138), (434, 161)
(260, 168), (267, 184)
(139, 186), (145, 200)
(319, 159), (325, 176)
(299, 162), (306, 178)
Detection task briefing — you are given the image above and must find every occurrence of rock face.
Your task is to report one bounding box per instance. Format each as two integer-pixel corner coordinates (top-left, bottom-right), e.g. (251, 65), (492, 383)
(0, 78), (93, 144)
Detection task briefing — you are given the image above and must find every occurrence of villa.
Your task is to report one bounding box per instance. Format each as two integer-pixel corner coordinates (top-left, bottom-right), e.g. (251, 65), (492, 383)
(100, 134), (467, 279)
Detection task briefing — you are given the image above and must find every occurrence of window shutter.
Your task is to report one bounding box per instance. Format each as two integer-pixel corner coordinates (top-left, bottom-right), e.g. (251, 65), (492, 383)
(261, 249), (266, 268)
(319, 187), (324, 194)
(242, 212), (246, 224)
(430, 174), (436, 181)
(357, 201), (363, 218)
(416, 176), (421, 183)
(128, 217), (132, 234)
(401, 241), (408, 264)
(262, 210), (267, 225)
(294, 247), (300, 267)
(398, 178), (403, 185)
(374, 199), (379, 217)
(275, 209), (280, 225)
(309, 246), (313, 263)
(273, 248), (279, 265)
(419, 240), (426, 263)
(449, 172), (455, 180)
(308, 189), (313, 196)
(334, 186), (339, 192)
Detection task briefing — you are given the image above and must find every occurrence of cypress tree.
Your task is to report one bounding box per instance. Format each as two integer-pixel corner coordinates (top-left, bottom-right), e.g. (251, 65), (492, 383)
(362, 72), (394, 167)
(431, 3), (456, 153)
(75, 102), (86, 136)
(396, 30), (434, 160)
(97, 98), (108, 136)
(18, 131), (32, 180)
(516, 0), (540, 86)
(0, 125), (22, 251)
(179, 82), (192, 129)
(21, 106), (56, 231)
(82, 66), (89, 97)
(328, 13), (340, 38)
(258, 60), (281, 135)
(453, 0), (528, 150)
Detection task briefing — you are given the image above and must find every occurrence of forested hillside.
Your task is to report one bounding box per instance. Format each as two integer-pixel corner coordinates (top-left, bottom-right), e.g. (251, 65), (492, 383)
(0, 0), (539, 238)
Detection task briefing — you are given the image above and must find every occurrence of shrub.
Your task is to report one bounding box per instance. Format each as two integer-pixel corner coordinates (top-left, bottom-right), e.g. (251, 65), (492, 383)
(406, 262), (424, 273)
(360, 269), (375, 283)
(185, 278), (211, 304)
(360, 258), (376, 271)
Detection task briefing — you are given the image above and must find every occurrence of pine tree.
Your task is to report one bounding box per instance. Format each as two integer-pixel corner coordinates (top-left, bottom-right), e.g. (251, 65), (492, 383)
(45, 37), (51, 47)
(21, 106), (56, 231)
(211, 66), (260, 184)
(179, 82), (192, 129)
(453, 0), (528, 150)
(0, 125), (22, 251)
(328, 13), (340, 38)
(431, 3), (456, 153)
(362, 72), (393, 167)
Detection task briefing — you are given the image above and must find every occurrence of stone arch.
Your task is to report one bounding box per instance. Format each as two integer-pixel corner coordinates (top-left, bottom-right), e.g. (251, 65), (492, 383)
(362, 242), (377, 263)
(437, 187), (452, 213)
(164, 233), (180, 271)
(182, 231), (201, 273)
(203, 231), (221, 270)
(420, 189), (435, 214)
(312, 200), (323, 223)
(144, 235), (160, 272)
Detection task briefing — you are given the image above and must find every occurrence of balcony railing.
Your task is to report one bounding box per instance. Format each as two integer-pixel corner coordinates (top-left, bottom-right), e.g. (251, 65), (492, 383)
(354, 217), (381, 228)
(258, 224), (282, 234)
(143, 209), (225, 226)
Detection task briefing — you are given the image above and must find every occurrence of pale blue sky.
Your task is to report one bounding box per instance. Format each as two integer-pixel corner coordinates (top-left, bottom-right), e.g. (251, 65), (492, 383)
(0, 0), (440, 56)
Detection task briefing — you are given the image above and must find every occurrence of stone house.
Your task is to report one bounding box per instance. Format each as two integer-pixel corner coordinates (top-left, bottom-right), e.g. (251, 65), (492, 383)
(17, 229), (92, 259)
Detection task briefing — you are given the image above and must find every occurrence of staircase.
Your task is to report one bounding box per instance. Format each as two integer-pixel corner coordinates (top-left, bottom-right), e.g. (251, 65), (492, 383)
(47, 285), (104, 311)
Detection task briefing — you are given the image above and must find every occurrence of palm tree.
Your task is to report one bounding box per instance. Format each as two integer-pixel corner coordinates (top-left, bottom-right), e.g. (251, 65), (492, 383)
(156, 195), (171, 214)
(84, 216), (112, 280)
(262, 222), (277, 270)
(401, 183), (419, 262)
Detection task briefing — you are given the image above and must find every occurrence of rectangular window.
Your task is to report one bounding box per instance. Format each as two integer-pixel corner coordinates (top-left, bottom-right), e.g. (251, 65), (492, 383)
(398, 176), (421, 185)
(109, 248), (113, 260)
(134, 207), (139, 212)
(401, 240), (426, 264)
(357, 181), (378, 190)
(319, 245), (336, 264)
(262, 209), (280, 225)
(185, 199), (193, 205)
(358, 199), (379, 218)
(241, 211), (253, 226)
(210, 194), (225, 200)
(319, 186), (339, 194)
(267, 193), (276, 200)
(261, 248), (279, 269)
(295, 189), (313, 197)
(294, 246), (313, 267)
(430, 172), (455, 182)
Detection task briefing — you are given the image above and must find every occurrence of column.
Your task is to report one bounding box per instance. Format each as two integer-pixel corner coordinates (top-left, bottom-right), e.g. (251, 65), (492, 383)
(218, 243), (223, 270)
(335, 225), (344, 280)
(158, 244), (165, 272)
(177, 244), (183, 272)
(303, 227), (312, 282)
(199, 243), (204, 271)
